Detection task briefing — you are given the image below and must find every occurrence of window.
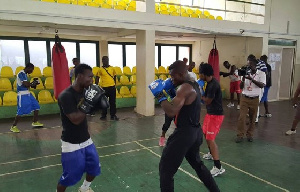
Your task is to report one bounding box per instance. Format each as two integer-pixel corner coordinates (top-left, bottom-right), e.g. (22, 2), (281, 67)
(161, 46), (176, 68)
(125, 45), (136, 69)
(50, 41), (77, 68)
(178, 46), (190, 63)
(28, 41), (47, 70)
(108, 44), (123, 68)
(0, 40), (25, 72)
(80, 43), (97, 67)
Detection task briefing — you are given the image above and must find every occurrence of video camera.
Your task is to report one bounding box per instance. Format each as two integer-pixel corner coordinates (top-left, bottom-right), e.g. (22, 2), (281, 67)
(30, 78), (40, 89)
(237, 65), (251, 76)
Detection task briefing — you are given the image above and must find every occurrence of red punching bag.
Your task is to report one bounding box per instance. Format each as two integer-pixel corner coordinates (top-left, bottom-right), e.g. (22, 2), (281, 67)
(52, 34), (70, 99)
(208, 38), (220, 82)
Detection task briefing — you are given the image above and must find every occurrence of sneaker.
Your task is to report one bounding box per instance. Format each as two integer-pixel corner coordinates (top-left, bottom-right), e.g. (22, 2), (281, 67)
(210, 166), (225, 177)
(159, 137), (166, 146)
(285, 130), (296, 135)
(100, 116), (107, 120)
(237, 105), (240, 110)
(32, 121), (43, 127)
(90, 112), (96, 117)
(266, 113), (272, 118)
(227, 103), (234, 108)
(203, 152), (213, 160)
(235, 137), (243, 143)
(110, 115), (119, 121)
(10, 126), (20, 133)
(247, 137), (253, 142)
(78, 187), (94, 192)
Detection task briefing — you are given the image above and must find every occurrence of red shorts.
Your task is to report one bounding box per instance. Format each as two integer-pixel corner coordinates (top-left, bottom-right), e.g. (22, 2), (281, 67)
(202, 114), (224, 140)
(230, 81), (241, 93)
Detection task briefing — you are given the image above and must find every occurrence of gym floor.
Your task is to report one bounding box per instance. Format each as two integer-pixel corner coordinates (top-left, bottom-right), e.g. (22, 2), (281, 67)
(0, 100), (299, 192)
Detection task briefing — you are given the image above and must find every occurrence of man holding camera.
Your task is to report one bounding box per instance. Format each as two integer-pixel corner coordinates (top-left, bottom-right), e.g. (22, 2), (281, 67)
(236, 59), (266, 143)
(10, 63), (43, 133)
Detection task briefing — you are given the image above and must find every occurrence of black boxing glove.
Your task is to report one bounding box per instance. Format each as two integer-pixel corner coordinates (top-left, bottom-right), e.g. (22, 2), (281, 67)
(98, 95), (110, 110)
(78, 84), (105, 114)
(30, 78), (40, 89)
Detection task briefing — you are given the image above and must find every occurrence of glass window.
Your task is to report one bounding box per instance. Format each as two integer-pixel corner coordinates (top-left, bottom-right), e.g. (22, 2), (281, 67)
(50, 41), (77, 68)
(179, 46), (190, 63)
(108, 44), (123, 68)
(155, 46), (158, 68)
(125, 45), (136, 69)
(161, 46), (176, 68)
(80, 43), (97, 68)
(0, 40), (25, 72)
(28, 41), (47, 70)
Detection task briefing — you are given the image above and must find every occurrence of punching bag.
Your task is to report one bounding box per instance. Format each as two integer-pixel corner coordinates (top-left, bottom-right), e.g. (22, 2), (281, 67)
(52, 34), (70, 99)
(208, 38), (220, 82)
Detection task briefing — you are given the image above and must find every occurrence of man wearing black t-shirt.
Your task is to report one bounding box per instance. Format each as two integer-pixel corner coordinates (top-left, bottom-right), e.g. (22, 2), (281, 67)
(56, 64), (108, 192)
(199, 64), (225, 177)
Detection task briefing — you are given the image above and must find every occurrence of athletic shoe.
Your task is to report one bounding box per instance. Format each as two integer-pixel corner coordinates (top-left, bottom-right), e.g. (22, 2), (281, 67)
(227, 103), (234, 108)
(78, 187), (94, 192)
(10, 126), (20, 133)
(237, 105), (240, 110)
(159, 137), (166, 146)
(203, 152), (213, 160)
(247, 137), (253, 142)
(210, 166), (225, 177)
(32, 121), (43, 127)
(111, 115), (119, 121)
(266, 113), (272, 118)
(285, 130), (296, 135)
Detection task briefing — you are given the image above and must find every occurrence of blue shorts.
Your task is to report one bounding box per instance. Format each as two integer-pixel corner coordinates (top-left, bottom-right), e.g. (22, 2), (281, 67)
(17, 93), (40, 116)
(59, 143), (101, 187)
(261, 87), (270, 102)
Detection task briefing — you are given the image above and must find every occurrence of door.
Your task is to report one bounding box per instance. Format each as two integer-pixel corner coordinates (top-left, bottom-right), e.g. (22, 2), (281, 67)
(279, 48), (295, 99)
(267, 47), (282, 101)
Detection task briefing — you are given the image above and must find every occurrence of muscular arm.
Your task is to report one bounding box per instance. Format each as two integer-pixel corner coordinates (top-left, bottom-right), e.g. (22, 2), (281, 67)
(22, 81), (31, 88)
(221, 65), (236, 77)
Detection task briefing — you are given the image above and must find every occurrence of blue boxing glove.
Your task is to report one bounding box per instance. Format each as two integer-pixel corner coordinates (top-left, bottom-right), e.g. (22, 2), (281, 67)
(148, 79), (167, 103)
(163, 78), (176, 99)
(197, 79), (206, 104)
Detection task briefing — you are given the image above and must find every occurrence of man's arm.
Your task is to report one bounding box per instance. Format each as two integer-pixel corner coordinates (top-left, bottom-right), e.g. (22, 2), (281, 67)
(95, 69), (101, 85)
(245, 72), (265, 89)
(220, 65), (236, 77)
(293, 82), (300, 105)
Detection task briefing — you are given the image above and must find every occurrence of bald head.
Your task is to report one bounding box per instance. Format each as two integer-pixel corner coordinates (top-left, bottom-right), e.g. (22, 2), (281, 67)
(169, 60), (188, 86)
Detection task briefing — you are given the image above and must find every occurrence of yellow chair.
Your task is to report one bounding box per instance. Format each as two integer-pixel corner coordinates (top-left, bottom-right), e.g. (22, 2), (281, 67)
(132, 66), (136, 74)
(155, 75), (158, 80)
(191, 13), (199, 18)
(195, 9), (202, 15)
(15, 66), (25, 76)
(181, 12), (190, 17)
(94, 0), (104, 3)
(158, 66), (166, 74)
(116, 88), (122, 98)
(30, 91), (36, 99)
(216, 16), (223, 20)
(57, 0), (72, 4)
(131, 85), (136, 97)
(45, 77), (54, 89)
(115, 77), (121, 86)
(92, 67), (100, 76)
(118, 0), (127, 7)
(180, 7), (186, 14)
(87, 1), (100, 7)
(0, 78), (12, 91)
(199, 14), (206, 19)
(77, 0), (86, 5)
(120, 75), (131, 85)
(128, 0), (136, 7)
(166, 66), (169, 73)
(0, 96), (2, 106)
(0, 66), (14, 78)
(155, 67), (158, 74)
(30, 77), (44, 90)
(119, 86), (133, 98)
(3, 91), (17, 106)
(160, 4), (168, 11)
(159, 74), (167, 80)
(43, 67), (53, 77)
(101, 3), (112, 8)
(160, 10), (169, 15)
(209, 15), (215, 20)
(115, 5), (125, 10)
(127, 6), (136, 11)
(29, 67), (42, 77)
(123, 66), (132, 75)
(192, 67), (199, 74)
(155, 3), (160, 13)
(169, 5), (178, 13)
(53, 96), (58, 102)
(41, 0), (56, 2)
(38, 90), (54, 104)
(130, 75), (136, 84)
(114, 67), (123, 75)
(196, 73), (200, 80)
(170, 11), (180, 16)
(186, 8), (194, 15)
(13, 79), (17, 91)
(204, 10), (210, 17)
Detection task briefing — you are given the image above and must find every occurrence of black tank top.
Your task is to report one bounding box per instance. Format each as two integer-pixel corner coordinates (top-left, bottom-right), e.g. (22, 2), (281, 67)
(174, 81), (201, 129)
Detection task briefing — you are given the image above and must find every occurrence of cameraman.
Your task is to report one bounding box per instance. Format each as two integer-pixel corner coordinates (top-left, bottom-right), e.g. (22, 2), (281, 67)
(235, 59), (266, 143)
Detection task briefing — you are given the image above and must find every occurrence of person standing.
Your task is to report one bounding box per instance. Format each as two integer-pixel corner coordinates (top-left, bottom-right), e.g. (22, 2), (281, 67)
(199, 64), (225, 177)
(95, 56), (119, 120)
(236, 59), (266, 143)
(10, 62), (43, 133)
(286, 81), (300, 135)
(70, 58), (80, 84)
(259, 55), (272, 117)
(188, 61), (197, 80)
(57, 64), (109, 192)
(220, 61), (241, 110)
(149, 60), (220, 192)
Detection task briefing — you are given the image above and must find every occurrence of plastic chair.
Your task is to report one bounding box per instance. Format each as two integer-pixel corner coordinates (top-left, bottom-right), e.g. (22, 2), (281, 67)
(170, 11), (180, 16)
(158, 66), (166, 74)
(160, 4), (168, 11)
(127, 6), (136, 11)
(13, 79), (17, 91)
(57, 0), (72, 4)
(181, 12), (190, 17)
(123, 66), (132, 75)
(195, 9), (202, 15)
(15, 66), (25, 76)
(132, 66), (136, 74)
(30, 77), (44, 90)
(116, 88), (122, 98)
(119, 86), (133, 98)
(92, 67), (100, 76)
(216, 16), (223, 20)
(114, 67), (123, 75)
(87, 1), (100, 7)
(44, 77), (54, 89)
(204, 10), (210, 17)
(115, 5), (125, 10)
(115, 77), (121, 86)
(41, 0), (56, 2)
(30, 91), (36, 99)
(131, 85), (136, 97)
(154, 75), (158, 80)
(191, 13), (199, 18)
(159, 74), (167, 80)
(3, 91), (17, 106)
(0, 78), (12, 91)
(38, 90), (54, 104)
(101, 3), (112, 9)
(160, 10), (169, 15)
(209, 15), (215, 20)
(186, 8), (194, 15)
(130, 75), (136, 84)
(0, 66), (14, 78)
(29, 67), (42, 77)
(155, 67), (158, 74)
(120, 75), (131, 85)
(43, 67), (53, 77)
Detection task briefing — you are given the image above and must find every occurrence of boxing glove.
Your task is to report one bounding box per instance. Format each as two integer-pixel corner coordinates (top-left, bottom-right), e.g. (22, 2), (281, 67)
(78, 84), (105, 114)
(148, 79), (167, 103)
(30, 78), (40, 89)
(163, 78), (176, 99)
(197, 79), (205, 96)
(98, 95), (109, 109)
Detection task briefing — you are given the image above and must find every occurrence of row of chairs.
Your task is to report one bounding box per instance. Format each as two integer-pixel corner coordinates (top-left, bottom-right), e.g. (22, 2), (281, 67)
(0, 77), (53, 91)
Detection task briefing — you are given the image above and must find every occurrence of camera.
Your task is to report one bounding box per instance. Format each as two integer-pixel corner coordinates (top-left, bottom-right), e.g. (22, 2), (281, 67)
(237, 66), (250, 76)
(30, 78), (40, 89)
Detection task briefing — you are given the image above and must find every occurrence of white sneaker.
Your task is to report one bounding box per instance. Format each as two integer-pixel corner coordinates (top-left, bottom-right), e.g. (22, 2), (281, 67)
(227, 103), (234, 108)
(203, 152), (213, 160)
(210, 166), (225, 177)
(266, 113), (272, 117)
(237, 105), (240, 110)
(285, 130), (296, 135)
(78, 187), (94, 192)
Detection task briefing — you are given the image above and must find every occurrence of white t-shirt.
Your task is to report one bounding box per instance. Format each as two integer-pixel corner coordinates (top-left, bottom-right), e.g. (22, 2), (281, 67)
(242, 70), (266, 97)
(188, 71), (197, 81)
(229, 68), (240, 82)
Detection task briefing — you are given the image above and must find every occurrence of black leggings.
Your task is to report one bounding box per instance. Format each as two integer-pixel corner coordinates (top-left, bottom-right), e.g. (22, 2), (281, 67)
(162, 113), (173, 132)
(159, 128), (220, 192)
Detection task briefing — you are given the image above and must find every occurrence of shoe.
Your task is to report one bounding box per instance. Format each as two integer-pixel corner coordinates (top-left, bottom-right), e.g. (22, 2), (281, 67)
(247, 137), (253, 142)
(237, 105), (240, 110)
(100, 116), (107, 120)
(203, 152), (213, 160)
(235, 137), (243, 143)
(10, 126), (20, 133)
(210, 166), (225, 177)
(285, 130), (296, 135)
(227, 103), (234, 108)
(32, 121), (43, 127)
(110, 115), (119, 121)
(159, 137), (166, 146)
(266, 113), (272, 118)
(90, 113), (96, 117)
(78, 187), (94, 192)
